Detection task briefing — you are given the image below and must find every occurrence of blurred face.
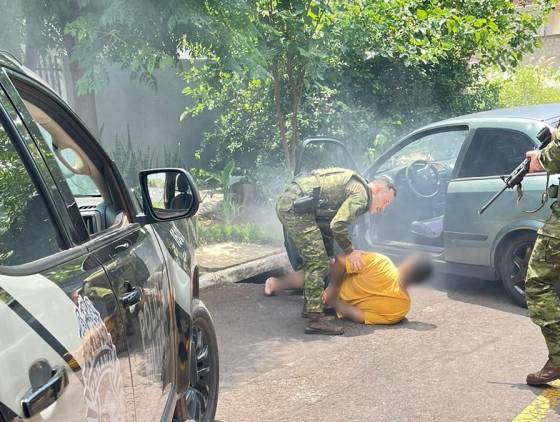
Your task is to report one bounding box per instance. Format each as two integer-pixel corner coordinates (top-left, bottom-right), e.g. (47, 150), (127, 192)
(398, 256), (415, 282)
(368, 184), (395, 214)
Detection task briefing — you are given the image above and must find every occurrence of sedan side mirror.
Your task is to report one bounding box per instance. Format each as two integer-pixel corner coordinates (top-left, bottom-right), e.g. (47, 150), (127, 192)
(138, 168), (200, 223)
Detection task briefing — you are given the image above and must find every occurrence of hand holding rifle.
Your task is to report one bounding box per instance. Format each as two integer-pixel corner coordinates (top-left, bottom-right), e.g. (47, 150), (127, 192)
(526, 150), (545, 173)
(478, 126), (553, 215)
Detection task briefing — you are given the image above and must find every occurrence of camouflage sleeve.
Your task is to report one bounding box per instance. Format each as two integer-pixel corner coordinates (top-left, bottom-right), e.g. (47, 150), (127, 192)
(540, 132), (560, 174)
(330, 180), (368, 255)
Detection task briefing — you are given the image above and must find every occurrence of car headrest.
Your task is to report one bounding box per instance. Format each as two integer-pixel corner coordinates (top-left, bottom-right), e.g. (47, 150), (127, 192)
(177, 173), (190, 192)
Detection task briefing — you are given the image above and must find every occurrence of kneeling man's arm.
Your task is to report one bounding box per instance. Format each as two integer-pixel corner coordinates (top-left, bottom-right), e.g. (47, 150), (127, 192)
(323, 254), (347, 305)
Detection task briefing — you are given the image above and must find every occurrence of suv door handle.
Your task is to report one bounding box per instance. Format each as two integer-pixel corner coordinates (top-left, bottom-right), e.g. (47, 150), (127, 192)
(21, 364), (68, 418)
(113, 241), (130, 254)
(121, 286), (142, 308)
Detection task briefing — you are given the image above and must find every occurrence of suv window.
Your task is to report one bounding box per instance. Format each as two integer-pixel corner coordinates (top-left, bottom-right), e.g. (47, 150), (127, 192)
(0, 118), (62, 265)
(378, 129), (467, 173)
(36, 124), (100, 197)
(457, 128), (535, 178)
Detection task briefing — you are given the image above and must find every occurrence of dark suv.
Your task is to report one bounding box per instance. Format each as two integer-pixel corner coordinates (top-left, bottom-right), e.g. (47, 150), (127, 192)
(0, 53), (218, 421)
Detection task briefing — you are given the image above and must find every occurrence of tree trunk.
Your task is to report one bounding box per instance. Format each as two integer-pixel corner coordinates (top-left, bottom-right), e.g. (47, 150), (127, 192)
(63, 36), (99, 137)
(288, 66), (305, 168)
(272, 65), (292, 169)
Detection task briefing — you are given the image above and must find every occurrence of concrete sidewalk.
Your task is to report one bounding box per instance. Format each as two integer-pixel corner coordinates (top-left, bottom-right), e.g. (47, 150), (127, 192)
(196, 241), (290, 289)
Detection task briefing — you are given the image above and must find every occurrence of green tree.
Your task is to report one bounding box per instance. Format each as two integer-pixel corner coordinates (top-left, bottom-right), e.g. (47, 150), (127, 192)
(0, 0), (244, 132)
(494, 60), (560, 107)
(182, 0), (554, 171)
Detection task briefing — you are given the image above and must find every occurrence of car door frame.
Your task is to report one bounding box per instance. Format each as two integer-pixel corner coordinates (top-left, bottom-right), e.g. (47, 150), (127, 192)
(294, 137), (360, 176)
(0, 70), (117, 421)
(364, 124), (473, 179)
(0, 67), (184, 420)
(357, 124), (473, 256)
(443, 122), (549, 273)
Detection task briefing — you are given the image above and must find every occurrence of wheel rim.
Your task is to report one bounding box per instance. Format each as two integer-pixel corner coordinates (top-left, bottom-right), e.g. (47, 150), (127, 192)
(508, 241), (533, 296)
(187, 325), (214, 421)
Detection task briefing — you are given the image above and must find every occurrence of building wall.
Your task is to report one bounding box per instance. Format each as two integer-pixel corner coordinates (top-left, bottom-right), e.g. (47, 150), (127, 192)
(524, 6), (560, 65)
(94, 64), (215, 169)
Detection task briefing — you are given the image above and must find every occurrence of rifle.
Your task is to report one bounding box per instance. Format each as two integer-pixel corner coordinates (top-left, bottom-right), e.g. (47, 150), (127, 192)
(478, 126), (554, 215)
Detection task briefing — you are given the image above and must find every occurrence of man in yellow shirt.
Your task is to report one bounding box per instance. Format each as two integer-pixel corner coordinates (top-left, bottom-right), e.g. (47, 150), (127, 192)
(264, 252), (433, 326)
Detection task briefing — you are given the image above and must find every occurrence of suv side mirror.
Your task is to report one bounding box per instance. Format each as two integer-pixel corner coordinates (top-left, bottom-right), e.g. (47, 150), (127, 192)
(138, 168), (200, 223)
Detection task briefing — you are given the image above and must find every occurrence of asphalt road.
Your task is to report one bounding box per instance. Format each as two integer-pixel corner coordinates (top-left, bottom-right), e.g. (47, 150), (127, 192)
(201, 274), (560, 422)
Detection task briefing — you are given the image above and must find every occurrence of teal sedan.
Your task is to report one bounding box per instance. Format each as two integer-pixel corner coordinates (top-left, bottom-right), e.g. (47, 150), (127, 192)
(293, 104), (560, 307)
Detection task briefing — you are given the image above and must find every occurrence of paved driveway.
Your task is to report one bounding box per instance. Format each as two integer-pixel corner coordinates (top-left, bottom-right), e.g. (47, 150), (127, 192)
(201, 275), (560, 422)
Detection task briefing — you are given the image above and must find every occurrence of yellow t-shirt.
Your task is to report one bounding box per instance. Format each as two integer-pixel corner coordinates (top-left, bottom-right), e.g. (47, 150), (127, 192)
(338, 252), (410, 325)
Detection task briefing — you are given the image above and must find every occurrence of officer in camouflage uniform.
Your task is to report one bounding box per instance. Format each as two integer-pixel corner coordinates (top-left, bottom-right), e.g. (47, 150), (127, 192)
(525, 128), (560, 385)
(276, 168), (396, 335)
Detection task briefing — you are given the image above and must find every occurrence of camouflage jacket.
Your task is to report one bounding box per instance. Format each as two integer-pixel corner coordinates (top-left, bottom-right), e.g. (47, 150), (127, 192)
(294, 168), (371, 254)
(539, 129), (560, 238)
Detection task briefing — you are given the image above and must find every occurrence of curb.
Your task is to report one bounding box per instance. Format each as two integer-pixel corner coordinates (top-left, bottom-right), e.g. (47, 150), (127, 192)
(199, 252), (291, 290)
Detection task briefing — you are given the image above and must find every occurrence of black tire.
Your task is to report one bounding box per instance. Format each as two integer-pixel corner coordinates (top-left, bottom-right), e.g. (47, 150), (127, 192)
(498, 232), (537, 308)
(189, 299), (219, 422)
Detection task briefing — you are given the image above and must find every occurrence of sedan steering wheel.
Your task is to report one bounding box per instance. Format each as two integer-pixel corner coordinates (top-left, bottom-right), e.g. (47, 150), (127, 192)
(405, 160), (441, 199)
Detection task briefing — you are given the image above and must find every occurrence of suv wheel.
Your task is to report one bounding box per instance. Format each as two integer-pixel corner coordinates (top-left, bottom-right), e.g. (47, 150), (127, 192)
(184, 299), (219, 422)
(498, 232), (536, 308)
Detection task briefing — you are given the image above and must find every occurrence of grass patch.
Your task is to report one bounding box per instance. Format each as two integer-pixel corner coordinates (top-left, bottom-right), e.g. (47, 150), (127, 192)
(198, 223), (282, 245)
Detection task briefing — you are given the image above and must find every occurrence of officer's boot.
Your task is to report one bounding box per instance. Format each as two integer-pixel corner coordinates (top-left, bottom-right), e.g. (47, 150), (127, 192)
(527, 359), (560, 385)
(304, 313), (344, 335)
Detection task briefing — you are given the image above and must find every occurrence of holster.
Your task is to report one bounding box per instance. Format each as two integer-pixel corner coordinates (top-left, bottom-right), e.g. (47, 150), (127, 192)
(293, 187), (321, 214)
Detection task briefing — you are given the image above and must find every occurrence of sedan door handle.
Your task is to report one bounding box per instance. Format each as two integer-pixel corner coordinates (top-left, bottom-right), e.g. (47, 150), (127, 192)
(21, 364), (68, 418)
(121, 286), (142, 308)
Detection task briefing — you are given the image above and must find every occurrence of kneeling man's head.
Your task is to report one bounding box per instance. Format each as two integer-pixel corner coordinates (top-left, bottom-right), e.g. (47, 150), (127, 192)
(399, 253), (434, 286)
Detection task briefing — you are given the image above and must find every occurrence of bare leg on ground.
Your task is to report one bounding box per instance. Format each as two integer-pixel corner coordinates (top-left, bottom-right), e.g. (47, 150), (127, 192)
(264, 271), (304, 296)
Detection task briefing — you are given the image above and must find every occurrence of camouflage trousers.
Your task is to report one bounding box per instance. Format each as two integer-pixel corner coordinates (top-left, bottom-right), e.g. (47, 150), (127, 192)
(526, 229), (560, 366)
(276, 183), (329, 313)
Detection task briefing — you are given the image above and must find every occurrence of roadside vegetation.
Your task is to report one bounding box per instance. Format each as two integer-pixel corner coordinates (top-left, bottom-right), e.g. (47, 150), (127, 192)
(2, 0), (557, 245)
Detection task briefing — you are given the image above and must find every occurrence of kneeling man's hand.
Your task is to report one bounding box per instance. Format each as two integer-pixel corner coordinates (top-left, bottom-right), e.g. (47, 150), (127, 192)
(347, 250), (365, 272)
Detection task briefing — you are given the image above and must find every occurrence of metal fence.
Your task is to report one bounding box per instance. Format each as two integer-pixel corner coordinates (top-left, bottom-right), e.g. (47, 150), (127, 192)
(33, 51), (67, 100)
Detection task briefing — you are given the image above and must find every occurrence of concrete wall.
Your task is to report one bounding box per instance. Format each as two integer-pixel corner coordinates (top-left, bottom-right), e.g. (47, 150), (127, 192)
(94, 64), (215, 169)
(525, 34), (560, 66)
(524, 6), (560, 66)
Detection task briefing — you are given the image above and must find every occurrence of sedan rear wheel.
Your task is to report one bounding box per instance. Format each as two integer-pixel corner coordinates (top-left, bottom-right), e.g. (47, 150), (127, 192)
(498, 232), (536, 308)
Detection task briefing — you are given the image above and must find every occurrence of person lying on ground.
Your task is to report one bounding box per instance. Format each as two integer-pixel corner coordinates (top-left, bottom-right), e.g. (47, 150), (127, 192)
(264, 252), (433, 325)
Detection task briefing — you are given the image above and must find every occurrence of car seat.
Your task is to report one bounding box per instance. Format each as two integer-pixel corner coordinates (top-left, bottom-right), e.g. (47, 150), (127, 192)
(171, 173), (194, 210)
(410, 215), (444, 244)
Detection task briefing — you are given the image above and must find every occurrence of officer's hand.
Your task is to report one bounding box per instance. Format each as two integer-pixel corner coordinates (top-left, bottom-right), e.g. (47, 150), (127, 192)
(347, 250), (365, 272)
(526, 150), (545, 173)
(322, 286), (335, 306)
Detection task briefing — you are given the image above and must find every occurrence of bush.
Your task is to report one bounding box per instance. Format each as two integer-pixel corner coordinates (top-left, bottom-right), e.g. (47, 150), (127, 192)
(197, 223), (282, 245)
(493, 60), (560, 107)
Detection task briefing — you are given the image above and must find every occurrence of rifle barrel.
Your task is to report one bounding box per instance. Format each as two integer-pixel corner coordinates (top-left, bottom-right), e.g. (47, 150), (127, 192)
(479, 185), (508, 215)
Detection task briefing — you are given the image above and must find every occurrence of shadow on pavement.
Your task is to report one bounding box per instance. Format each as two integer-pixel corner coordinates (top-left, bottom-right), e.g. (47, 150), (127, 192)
(341, 317), (437, 338)
(431, 272), (528, 316)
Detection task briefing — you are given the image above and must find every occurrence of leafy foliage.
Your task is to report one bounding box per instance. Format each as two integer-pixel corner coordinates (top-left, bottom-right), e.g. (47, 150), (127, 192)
(493, 60), (560, 107)
(181, 0), (554, 172)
